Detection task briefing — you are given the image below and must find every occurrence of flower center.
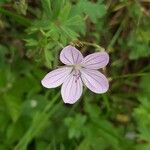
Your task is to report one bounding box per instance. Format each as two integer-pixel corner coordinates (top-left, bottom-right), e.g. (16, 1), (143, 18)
(74, 64), (82, 70)
(73, 70), (81, 83)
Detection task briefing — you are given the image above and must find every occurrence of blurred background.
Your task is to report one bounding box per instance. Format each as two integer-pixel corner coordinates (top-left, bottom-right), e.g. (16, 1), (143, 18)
(0, 0), (150, 150)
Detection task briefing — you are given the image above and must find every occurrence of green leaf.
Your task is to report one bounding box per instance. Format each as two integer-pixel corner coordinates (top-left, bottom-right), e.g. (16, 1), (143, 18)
(76, 138), (91, 150)
(14, 93), (60, 150)
(41, 0), (52, 18)
(61, 26), (79, 40)
(44, 48), (53, 68)
(0, 8), (31, 26)
(128, 29), (150, 59)
(83, 2), (106, 23)
(74, 0), (106, 23)
(24, 38), (38, 47)
(84, 100), (101, 120)
(4, 95), (21, 122)
(51, 0), (63, 20)
(65, 114), (87, 139)
(6, 120), (25, 144)
(59, 2), (71, 23)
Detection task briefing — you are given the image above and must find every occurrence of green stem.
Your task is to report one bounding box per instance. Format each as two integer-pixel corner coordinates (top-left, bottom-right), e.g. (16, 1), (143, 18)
(107, 17), (127, 52)
(110, 72), (150, 80)
(79, 41), (105, 51)
(14, 92), (60, 150)
(44, 92), (60, 112)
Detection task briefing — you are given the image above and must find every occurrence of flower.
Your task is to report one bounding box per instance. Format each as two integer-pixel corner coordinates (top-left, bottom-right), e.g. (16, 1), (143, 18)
(41, 45), (109, 104)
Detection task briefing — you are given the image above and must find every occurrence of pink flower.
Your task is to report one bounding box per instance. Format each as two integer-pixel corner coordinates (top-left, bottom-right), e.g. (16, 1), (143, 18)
(41, 45), (109, 104)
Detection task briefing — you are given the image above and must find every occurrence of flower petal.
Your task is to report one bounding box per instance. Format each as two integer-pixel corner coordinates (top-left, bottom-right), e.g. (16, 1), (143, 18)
(41, 67), (72, 88)
(61, 70), (83, 104)
(81, 52), (109, 69)
(81, 68), (109, 93)
(60, 45), (83, 65)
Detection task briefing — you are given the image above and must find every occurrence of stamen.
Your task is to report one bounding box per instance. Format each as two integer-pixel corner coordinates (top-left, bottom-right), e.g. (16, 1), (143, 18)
(73, 71), (81, 83)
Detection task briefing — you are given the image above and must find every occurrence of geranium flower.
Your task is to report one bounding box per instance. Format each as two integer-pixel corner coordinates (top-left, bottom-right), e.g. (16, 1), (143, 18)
(41, 45), (109, 104)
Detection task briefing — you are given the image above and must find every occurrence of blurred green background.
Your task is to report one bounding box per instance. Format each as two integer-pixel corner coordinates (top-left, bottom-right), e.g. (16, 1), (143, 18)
(0, 0), (150, 150)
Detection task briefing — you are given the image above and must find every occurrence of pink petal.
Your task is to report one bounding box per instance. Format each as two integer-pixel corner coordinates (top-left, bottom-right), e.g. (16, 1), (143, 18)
(81, 52), (109, 69)
(81, 68), (109, 93)
(61, 70), (83, 104)
(60, 45), (83, 65)
(41, 67), (72, 88)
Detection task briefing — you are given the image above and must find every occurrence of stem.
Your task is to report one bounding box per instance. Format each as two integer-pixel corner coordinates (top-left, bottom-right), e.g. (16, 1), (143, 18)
(107, 17), (127, 52)
(76, 41), (105, 51)
(14, 92), (60, 150)
(110, 72), (150, 80)
(44, 92), (60, 112)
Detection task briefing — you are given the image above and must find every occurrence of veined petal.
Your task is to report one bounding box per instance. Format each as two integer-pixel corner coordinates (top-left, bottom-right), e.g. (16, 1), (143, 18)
(61, 70), (83, 104)
(81, 68), (109, 93)
(81, 52), (109, 69)
(41, 67), (72, 88)
(60, 45), (83, 65)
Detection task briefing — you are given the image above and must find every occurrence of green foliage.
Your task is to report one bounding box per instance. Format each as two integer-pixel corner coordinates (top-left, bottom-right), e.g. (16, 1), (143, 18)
(72, 0), (106, 23)
(65, 114), (87, 139)
(126, 2), (150, 59)
(0, 0), (150, 149)
(133, 75), (150, 149)
(128, 27), (150, 60)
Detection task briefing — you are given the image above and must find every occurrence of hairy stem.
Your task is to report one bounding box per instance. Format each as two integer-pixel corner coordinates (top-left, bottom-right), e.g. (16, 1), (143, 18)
(110, 72), (150, 80)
